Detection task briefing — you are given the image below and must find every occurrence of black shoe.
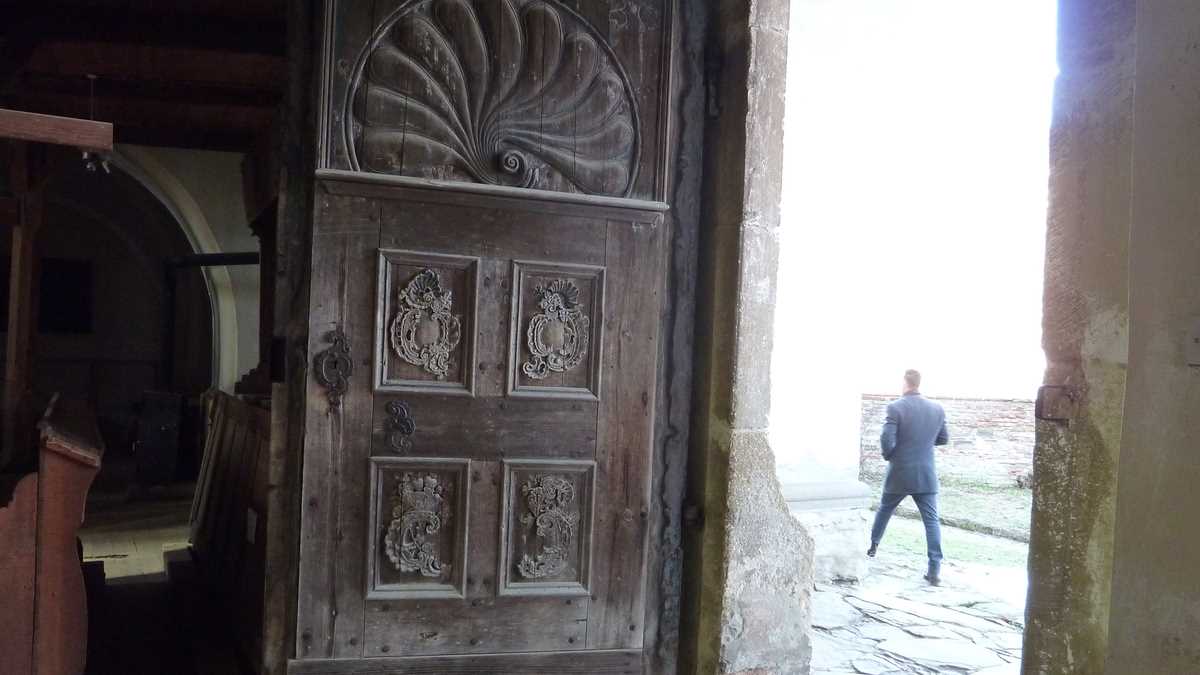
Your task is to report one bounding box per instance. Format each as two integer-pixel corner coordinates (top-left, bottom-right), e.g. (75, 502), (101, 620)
(867, 543), (877, 558)
(924, 572), (940, 586)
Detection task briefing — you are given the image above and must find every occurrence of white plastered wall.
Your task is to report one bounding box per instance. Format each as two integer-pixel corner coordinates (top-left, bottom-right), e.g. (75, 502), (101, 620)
(115, 145), (258, 393)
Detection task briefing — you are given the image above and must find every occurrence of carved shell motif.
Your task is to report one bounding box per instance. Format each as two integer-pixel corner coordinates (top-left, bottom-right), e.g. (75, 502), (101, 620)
(345, 0), (642, 197)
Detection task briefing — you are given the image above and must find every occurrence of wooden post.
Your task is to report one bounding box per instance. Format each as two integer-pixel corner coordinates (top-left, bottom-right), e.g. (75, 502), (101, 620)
(1, 143), (45, 468)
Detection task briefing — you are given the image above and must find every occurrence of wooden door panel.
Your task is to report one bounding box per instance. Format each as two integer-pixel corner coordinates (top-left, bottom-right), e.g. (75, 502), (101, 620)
(508, 261), (605, 399)
(368, 395), (598, 459)
(586, 220), (662, 650)
(498, 459), (596, 596)
(374, 250), (479, 395)
(378, 200), (609, 265)
(366, 457), (471, 600)
(297, 185), (664, 669)
(297, 194), (380, 660)
(299, 0), (676, 669)
(289, 649), (642, 675)
(363, 596), (589, 656)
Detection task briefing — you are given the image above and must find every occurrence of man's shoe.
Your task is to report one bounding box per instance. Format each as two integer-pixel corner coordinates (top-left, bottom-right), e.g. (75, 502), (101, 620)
(867, 543), (877, 558)
(924, 572), (940, 586)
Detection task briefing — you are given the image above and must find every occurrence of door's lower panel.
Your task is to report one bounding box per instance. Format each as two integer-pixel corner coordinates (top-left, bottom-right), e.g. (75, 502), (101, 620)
(363, 597), (588, 656)
(287, 649), (641, 674)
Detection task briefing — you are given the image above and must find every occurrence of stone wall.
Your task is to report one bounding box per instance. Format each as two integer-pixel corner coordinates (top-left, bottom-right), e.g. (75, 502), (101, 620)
(859, 394), (1034, 487)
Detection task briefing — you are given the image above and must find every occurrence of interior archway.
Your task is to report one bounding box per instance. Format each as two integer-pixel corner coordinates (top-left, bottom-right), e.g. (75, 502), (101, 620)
(113, 146), (241, 392)
(26, 157), (216, 493)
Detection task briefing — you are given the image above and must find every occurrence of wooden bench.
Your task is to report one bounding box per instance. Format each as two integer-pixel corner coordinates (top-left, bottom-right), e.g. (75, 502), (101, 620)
(0, 396), (105, 675)
(190, 390), (271, 669)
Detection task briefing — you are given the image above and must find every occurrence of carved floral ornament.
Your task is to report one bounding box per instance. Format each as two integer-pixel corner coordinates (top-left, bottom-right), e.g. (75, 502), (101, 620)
(385, 472), (451, 578)
(522, 278), (590, 380)
(386, 400), (417, 453)
(344, 0), (642, 197)
(390, 268), (462, 378)
(517, 474), (579, 579)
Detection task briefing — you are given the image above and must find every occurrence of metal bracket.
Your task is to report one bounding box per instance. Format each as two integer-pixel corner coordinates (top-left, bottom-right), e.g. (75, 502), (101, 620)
(1035, 385), (1078, 424)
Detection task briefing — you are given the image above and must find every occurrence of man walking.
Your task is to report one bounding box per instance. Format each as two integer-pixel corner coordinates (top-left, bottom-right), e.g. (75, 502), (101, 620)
(867, 369), (949, 585)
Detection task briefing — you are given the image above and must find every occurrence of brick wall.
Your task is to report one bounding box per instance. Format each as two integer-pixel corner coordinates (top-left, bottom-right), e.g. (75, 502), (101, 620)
(859, 394), (1035, 487)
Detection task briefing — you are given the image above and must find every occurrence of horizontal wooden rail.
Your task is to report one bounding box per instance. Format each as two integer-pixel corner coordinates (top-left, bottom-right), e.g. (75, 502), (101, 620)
(0, 108), (113, 151)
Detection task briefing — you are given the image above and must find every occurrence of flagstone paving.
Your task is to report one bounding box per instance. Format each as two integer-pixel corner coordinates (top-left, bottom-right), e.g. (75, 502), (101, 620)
(811, 524), (1027, 675)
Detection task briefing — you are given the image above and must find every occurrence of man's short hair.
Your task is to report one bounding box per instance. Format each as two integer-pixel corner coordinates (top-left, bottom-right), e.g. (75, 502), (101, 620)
(904, 369), (922, 389)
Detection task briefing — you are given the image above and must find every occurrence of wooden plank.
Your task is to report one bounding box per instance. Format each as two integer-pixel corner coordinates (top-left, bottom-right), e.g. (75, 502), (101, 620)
(609, 0), (672, 199)
(187, 391), (274, 668)
(0, 108), (113, 150)
(220, 411), (262, 584)
(288, 649), (641, 674)
(0, 197), (17, 224)
(296, 194), (380, 660)
(6, 7), (287, 56)
(33, 401), (103, 675)
(237, 420), (273, 663)
(226, 401), (272, 658)
(263, 383), (300, 675)
(331, 219), (378, 658)
(362, 597), (589, 657)
(189, 392), (224, 539)
(588, 217), (664, 649)
(465, 460), (501, 601)
(263, 1), (320, 670)
(0, 473), (38, 675)
(475, 257), (508, 399)
(191, 394), (229, 548)
(379, 199), (609, 266)
(319, 0), (376, 169)
(369, 395), (597, 459)
(203, 397), (245, 558)
(323, 173), (668, 222)
(2, 188), (41, 465)
(206, 407), (249, 564)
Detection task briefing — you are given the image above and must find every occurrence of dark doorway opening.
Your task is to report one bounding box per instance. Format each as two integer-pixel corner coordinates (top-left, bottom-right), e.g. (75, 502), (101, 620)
(0, 1), (284, 672)
(31, 160), (216, 496)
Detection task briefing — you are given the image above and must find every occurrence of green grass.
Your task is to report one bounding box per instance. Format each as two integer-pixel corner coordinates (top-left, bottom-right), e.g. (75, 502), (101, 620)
(883, 517), (1030, 568)
(861, 468), (1033, 541)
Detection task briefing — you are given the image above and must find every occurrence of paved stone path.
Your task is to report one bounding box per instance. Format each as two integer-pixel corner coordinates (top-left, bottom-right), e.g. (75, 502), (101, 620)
(811, 546), (1026, 674)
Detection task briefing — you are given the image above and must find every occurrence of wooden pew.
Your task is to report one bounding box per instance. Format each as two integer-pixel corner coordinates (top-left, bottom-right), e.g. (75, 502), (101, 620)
(0, 395), (105, 675)
(189, 390), (271, 669)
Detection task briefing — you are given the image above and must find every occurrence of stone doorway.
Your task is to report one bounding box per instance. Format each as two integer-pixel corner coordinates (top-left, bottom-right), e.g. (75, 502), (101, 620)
(762, 1), (1054, 673)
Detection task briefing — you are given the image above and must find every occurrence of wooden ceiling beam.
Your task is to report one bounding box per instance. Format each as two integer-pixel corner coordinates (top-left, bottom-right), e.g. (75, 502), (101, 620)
(9, 72), (283, 109)
(0, 196), (18, 223)
(0, 108), (113, 151)
(2, 9), (286, 59)
(19, 41), (286, 93)
(4, 95), (270, 152)
(112, 126), (262, 153)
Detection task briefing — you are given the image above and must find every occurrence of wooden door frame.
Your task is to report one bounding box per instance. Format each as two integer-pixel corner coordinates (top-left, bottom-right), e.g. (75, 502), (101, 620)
(261, 2), (319, 674)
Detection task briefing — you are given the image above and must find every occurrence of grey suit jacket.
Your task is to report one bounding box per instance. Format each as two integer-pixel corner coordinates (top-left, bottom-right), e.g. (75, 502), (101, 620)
(880, 392), (949, 494)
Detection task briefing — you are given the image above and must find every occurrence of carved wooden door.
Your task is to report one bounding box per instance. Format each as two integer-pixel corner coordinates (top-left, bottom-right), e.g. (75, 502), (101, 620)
(293, 1), (674, 673)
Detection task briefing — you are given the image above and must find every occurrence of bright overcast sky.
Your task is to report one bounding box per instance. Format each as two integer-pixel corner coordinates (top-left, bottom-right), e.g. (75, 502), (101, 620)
(771, 0), (1058, 413)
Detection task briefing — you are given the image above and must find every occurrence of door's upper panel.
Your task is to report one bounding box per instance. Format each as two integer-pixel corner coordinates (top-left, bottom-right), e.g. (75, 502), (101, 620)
(318, 0), (673, 202)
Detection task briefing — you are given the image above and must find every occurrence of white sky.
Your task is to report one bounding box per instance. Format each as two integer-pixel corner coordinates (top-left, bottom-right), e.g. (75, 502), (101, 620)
(771, 0), (1058, 409)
